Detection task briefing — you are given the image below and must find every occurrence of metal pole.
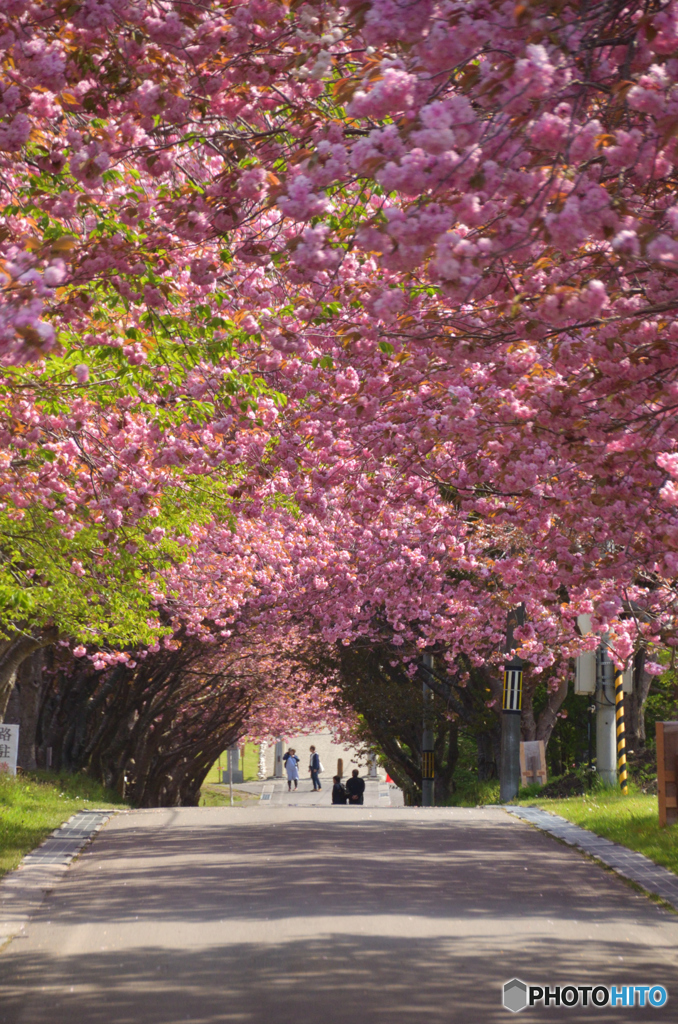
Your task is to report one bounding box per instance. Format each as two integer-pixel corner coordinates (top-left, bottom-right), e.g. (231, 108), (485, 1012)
(274, 737), (284, 779)
(229, 747), (234, 807)
(422, 652), (435, 806)
(587, 700), (595, 789)
(596, 640), (617, 786)
(614, 669), (628, 795)
(500, 605), (525, 802)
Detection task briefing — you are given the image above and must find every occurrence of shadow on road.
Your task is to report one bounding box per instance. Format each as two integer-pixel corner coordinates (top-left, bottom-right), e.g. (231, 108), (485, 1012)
(0, 812), (676, 1024)
(1, 933), (675, 1024)
(9, 817), (662, 925)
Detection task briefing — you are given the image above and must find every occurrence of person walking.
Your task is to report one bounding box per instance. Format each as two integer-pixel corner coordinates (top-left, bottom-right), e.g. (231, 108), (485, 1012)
(331, 775), (347, 804)
(283, 748), (300, 791)
(345, 769), (365, 805)
(309, 745), (322, 791)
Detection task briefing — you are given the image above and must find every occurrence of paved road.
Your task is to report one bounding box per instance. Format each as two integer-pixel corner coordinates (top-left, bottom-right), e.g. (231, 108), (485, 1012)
(1, 806), (678, 1023)
(219, 778), (403, 808)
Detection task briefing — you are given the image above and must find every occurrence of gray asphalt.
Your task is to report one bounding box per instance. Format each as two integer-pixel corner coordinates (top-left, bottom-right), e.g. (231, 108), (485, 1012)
(1, 805), (677, 1023)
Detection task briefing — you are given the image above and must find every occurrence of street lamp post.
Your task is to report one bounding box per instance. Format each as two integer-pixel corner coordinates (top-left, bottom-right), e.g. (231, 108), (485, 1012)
(422, 652), (435, 807)
(500, 605), (525, 802)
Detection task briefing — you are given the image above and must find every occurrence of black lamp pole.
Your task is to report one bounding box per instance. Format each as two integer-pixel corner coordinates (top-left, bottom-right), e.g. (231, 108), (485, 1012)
(500, 604), (525, 802)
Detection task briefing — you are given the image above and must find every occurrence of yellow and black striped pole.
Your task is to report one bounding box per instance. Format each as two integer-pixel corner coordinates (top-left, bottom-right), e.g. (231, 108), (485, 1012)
(614, 669), (628, 795)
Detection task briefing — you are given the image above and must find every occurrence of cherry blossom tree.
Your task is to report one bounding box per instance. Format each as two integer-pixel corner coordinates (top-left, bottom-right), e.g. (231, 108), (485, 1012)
(3, 1), (678, 771)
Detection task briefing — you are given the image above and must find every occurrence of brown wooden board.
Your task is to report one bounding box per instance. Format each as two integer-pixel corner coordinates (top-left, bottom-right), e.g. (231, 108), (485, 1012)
(520, 740), (547, 788)
(656, 721), (678, 827)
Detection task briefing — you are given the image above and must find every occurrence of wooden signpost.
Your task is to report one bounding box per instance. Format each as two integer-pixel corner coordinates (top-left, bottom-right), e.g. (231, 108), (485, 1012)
(520, 740), (547, 789)
(656, 722), (678, 827)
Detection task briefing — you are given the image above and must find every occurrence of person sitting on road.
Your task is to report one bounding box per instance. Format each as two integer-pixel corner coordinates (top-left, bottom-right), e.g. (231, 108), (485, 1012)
(331, 775), (347, 804)
(284, 748), (300, 791)
(345, 769), (365, 805)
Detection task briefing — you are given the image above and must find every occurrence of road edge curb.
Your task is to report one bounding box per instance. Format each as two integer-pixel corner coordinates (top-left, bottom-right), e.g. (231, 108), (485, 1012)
(506, 806), (678, 913)
(0, 808), (120, 952)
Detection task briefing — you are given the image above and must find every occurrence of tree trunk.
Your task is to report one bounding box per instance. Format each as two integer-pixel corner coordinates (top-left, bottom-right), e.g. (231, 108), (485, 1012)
(535, 676), (569, 747)
(521, 683), (537, 741)
(2, 648), (48, 769)
(434, 721), (458, 803)
(477, 729), (499, 780)
(625, 650), (651, 753)
(35, 642), (253, 806)
(0, 628), (57, 722)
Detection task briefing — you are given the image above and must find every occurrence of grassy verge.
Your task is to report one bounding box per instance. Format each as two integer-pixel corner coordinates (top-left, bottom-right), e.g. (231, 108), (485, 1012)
(447, 768), (501, 806)
(199, 786), (261, 807)
(202, 742), (260, 786)
(517, 785), (678, 876)
(0, 771), (127, 879)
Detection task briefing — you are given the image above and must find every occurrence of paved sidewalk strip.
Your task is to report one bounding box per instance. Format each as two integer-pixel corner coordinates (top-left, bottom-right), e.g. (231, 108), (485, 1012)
(0, 809), (114, 948)
(508, 805), (678, 910)
(21, 810), (111, 866)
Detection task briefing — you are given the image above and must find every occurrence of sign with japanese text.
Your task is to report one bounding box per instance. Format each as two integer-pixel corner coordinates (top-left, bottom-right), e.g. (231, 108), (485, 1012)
(0, 724), (18, 775)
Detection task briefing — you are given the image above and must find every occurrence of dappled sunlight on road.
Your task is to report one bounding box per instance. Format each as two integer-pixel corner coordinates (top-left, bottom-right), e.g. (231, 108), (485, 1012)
(1, 808), (677, 1024)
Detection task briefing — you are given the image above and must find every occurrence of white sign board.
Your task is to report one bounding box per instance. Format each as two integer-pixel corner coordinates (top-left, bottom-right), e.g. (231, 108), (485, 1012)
(575, 650), (596, 693)
(575, 614), (597, 693)
(0, 724), (18, 775)
(574, 614), (633, 694)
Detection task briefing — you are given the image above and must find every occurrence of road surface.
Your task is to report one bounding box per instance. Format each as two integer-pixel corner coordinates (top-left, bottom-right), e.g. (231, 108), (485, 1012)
(1, 805), (678, 1023)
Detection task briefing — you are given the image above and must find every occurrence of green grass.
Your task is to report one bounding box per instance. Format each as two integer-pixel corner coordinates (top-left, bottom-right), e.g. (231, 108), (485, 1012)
(202, 742), (260, 786)
(0, 771), (127, 878)
(199, 743), (262, 806)
(198, 786), (260, 807)
(518, 786), (678, 876)
(447, 768), (501, 806)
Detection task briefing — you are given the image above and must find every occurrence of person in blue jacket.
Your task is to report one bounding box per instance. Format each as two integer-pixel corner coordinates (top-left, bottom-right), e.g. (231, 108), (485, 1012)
(309, 745), (322, 791)
(283, 748), (300, 791)
(332, 775), (347, 804)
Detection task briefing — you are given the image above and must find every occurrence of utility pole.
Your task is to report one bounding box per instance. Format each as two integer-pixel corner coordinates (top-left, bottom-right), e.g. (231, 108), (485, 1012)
(576, 615), (632, 790)
(596, 640), (617, 786)
(587, 699), (595, 788)
(500, 605), (525, 802)
(422, 652), (435, 806)
(614, 668), (628, 795)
